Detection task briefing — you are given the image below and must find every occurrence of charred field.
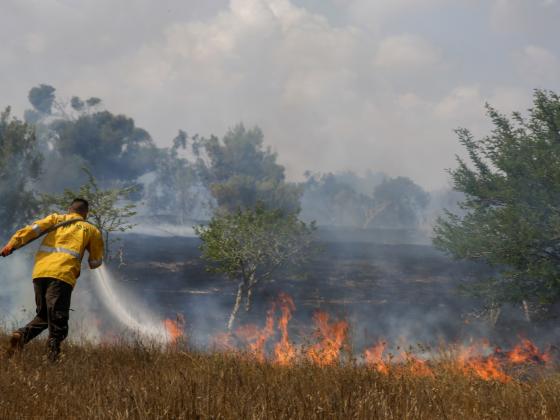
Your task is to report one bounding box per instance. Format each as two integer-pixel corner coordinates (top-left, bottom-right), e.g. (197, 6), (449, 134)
(107, 228), (544, 348)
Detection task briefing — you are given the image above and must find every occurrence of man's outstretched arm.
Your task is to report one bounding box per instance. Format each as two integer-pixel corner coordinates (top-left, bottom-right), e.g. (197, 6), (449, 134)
(1, 214), (59, 257)
(87, 227), (104, 269)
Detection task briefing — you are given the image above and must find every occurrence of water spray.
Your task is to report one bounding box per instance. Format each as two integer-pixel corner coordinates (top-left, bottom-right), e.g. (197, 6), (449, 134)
(93, 265), (175, 344)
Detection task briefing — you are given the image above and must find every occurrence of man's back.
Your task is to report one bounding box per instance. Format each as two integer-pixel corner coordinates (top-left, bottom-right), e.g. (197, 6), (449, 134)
(8, 212), (104, 287)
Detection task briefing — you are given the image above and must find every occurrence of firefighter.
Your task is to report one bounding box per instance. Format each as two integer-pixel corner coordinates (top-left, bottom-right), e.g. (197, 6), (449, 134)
(1, 198), (104, 361)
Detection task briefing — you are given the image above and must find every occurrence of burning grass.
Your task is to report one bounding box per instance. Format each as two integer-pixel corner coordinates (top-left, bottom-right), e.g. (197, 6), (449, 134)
(3, 294), (560, 418)
(2, 335), (560, 419)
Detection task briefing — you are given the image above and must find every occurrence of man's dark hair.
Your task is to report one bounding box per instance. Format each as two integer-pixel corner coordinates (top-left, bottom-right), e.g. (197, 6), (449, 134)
(70, 198), (89, 214)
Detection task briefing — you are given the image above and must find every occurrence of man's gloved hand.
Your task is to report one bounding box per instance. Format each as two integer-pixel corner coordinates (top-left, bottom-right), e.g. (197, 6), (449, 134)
(1, 244), (14, 257)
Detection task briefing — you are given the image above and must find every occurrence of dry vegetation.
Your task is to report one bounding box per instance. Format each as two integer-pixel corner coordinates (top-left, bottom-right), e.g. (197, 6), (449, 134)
(2, 334), (560, 420)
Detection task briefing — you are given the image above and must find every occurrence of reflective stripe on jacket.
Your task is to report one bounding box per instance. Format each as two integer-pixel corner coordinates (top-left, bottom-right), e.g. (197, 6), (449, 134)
(7, 213), (105, 287)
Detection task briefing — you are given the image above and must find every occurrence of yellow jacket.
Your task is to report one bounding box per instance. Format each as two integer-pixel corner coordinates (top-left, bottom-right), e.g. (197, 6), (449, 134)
(7, 213), (104, 287)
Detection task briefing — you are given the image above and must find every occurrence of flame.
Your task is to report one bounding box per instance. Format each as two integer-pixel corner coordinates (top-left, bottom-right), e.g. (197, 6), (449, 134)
(506, 338), (551, 364)
(274, 293), (297, 366)
(164, 318), (184, 345)
(468, 357), (511, 382)
(451, 341), (511, 382)
(306, 311), (348, 366)
(235, 304), (276, 363)
(364, 342), (433, 377)
(403, 353), (434, 378)
(450, 338), (550, 383)
(204, 294), (555, 380)
(364, 338), (550, 382)
(364, 340), (390, 374)
(212, 332), (236, 351)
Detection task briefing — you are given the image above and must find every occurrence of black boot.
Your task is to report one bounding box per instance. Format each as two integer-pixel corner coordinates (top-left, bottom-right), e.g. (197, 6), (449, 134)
(47, 338), (61, 363)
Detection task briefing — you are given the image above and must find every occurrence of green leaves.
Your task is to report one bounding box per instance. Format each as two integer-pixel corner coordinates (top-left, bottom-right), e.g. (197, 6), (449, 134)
(434, 90), (560, 307)
(193, 124), (302, 215)
(0, 107), (42, 237)
(28, 84), (56, 115)
(196, 205), (316, 328)
(195, 206), (316, 283)
(53, 111), (158, 181)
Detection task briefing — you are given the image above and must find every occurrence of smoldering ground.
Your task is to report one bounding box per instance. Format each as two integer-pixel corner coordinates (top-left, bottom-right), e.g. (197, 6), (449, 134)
(4, 213), (560, 356)
(0, 231), (506, 343)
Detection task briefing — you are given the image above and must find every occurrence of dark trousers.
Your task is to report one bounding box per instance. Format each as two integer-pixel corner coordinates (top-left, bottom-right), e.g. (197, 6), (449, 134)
(17, 277), (73, 345)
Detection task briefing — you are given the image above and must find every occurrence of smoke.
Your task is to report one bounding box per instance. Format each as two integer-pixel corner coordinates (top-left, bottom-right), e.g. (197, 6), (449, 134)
(0, 245), (106, 341)
(0, 251), (35, 330)
(0, 229), (549, 354)
(0, 246), (177, 345)
(128, 223), (197, 238)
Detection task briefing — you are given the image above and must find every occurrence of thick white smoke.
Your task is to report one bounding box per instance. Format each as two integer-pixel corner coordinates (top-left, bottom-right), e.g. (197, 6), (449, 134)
(0, 251), (35, 330)
(0, 248), (175, 344)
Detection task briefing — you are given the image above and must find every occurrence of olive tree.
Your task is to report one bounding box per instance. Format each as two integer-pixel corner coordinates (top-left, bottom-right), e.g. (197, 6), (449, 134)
(0, 107), (42, 238)
(195, 205), (316, 330)
(434, 90), (560, 320)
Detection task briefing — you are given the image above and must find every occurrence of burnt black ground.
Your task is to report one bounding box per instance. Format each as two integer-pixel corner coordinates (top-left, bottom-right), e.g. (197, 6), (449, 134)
(97, 228), (528, 350)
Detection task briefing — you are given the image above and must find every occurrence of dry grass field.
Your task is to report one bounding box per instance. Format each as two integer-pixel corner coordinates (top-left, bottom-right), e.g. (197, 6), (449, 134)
(2, 333), (560, 420)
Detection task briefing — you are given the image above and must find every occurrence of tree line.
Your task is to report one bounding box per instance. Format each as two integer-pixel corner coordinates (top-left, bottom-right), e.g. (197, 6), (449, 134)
(1, 84), (431, 234)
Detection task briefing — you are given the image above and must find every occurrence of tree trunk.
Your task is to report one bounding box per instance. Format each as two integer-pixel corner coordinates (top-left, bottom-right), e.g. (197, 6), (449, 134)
(522, 300), (531, 322)
(487, 304), (502, 327)
(245, 287), (252, 312)
(227, 281), (246, 331)
(244, 274), (256, 312)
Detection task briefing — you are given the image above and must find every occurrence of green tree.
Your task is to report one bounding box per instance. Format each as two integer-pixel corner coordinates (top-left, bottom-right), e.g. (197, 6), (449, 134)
(28, 84), (56, 115)
(24, 85), (158, 187)
(51, 111), (157, 182)
(371, 177), (430, 228)
(0, 107), (43, 238)
(434, 90), (560, 314)
(41, 168), (137, 258)
(301, 172), (372, 227)
(146, 131), (210, 223)
(193, 124), (302, 215)
(195, 206), (316, 330)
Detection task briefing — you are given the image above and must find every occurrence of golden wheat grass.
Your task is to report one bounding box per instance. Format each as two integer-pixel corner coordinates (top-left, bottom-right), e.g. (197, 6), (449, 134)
(1, 335), (560, 419)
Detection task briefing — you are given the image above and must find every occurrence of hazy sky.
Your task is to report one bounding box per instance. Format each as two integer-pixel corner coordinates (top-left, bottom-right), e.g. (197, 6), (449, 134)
(2, 0), (559, 189)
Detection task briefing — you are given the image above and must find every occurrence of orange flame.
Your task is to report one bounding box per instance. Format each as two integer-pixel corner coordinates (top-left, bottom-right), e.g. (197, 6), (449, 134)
(235, 304), (276, 362)
(212, 332), (236, 352)
(506, 338), (551, 364)
(449, 341), (510, 382)
(164, 318), (184, 345)
(364, 340), (390, 374)
(274, 293), (297, 366)
(455, 341), (521, 383)
(364, 342), (433, 377)
(205, 294), (555, 381)
(469, 356), (511, 382)
(306, 311), (348, 366)
(403, 353), (434, 378)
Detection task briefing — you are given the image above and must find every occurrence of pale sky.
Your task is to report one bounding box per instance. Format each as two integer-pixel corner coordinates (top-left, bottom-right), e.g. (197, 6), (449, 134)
(2, 0), (559, 189)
